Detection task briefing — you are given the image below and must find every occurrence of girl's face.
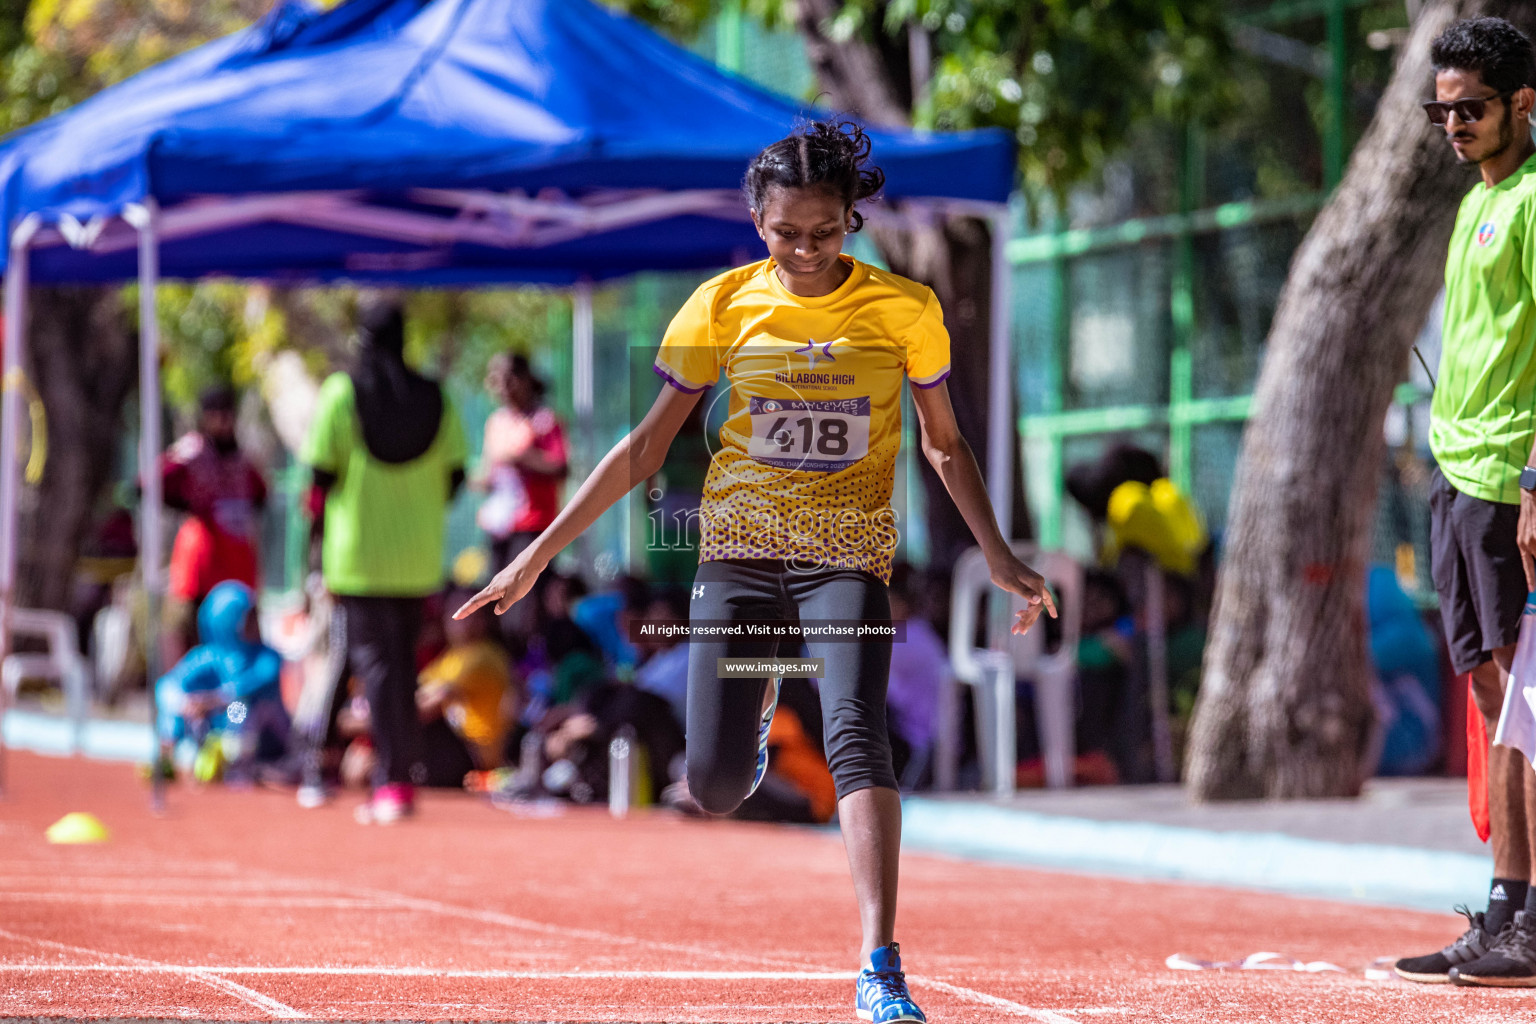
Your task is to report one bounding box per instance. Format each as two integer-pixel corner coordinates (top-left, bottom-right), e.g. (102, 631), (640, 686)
(751, 185), (851, 295)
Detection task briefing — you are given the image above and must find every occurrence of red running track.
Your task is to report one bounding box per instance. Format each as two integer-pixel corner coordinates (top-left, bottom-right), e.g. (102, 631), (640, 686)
(0, 750), (1529, 1022)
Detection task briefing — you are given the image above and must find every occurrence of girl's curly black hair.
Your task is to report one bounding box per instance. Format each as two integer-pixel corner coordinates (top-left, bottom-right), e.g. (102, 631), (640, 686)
(743, 119), (885, 232)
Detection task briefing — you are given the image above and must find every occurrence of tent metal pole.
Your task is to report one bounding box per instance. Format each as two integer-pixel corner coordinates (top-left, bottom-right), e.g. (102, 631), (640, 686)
(126, 201), (165, 811)
(0, 216), (37, 796)
(986, 206), (1013, 536)
(981, 207), (1020, 789)
(572, 278), (595, 573)
(573, 278), (594, 419)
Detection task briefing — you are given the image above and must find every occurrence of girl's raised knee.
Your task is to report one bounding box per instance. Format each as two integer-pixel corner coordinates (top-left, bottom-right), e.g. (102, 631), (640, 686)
(687, 761), (753, 816)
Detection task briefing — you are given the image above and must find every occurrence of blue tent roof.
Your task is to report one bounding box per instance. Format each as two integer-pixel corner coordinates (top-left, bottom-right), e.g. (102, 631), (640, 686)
(0, 0), (1014, 284)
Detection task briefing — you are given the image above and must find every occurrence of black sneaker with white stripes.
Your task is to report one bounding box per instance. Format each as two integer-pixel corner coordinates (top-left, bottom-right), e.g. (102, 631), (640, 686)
(1393, 906), (1504, 983)
(1451, 910), (1536, 987)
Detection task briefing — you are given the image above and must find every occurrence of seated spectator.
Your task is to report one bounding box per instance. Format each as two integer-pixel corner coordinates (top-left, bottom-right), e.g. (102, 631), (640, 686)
(523, 574), (604, 717)
(536, 683), (684, 805)
(1066, 443), (1163, 539)
(415, 589), (522, 787)
(885, 565), (947, 788)
(1065, 441), (1210, 580)
(632, 587), (691, 727)
(572, 575), (647, 676)
(1065, 442), (1214, 782)
(154, 581), (288, 782)
(1365, 564), (1442, 776)
(1075, 569), (1133, 766)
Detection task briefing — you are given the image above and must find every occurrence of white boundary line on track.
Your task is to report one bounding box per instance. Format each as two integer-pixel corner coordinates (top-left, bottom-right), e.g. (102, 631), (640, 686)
(0, 927), (306, 1019)
(0, 965), (855, 980)
(0, 875), (338, 889)
(0, 866), (1070, 1021)
(0, 960), (1076, 1021)
(917, 978), (1079, 1023)
(0, 893), (399, 908)
(346, 885), (830, 973)
(341, 887), (1080, 1021)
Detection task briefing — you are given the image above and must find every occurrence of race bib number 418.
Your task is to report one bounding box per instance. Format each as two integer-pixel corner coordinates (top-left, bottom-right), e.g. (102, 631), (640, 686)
(747, 395), (871, 472)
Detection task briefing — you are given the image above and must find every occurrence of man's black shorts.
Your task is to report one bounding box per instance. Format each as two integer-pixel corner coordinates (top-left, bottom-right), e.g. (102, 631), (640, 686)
(1429, 464), (1527, 674)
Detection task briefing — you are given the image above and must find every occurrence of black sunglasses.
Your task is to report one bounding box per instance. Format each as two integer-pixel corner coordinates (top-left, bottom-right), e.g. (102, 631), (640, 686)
(1423, 89), (1520, 126)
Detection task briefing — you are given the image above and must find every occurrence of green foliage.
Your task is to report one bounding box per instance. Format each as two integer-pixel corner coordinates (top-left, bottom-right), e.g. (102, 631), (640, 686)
(403, 289), (563, 397)
(148, 282), (247, 410)
(607, 0), (1232, 206)
(843, 0), (1233, 201)
(1, 0), (273, 133)
(605, 0), (713, 35)
(603, 0), (794, 36)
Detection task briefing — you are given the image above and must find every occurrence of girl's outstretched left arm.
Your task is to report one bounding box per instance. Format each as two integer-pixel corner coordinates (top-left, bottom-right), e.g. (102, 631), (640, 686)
(909, 381), (1057, 635)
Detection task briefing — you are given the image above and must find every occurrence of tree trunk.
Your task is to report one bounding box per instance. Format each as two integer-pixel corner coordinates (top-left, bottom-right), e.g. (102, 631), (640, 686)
(15, 286), (136, 612)
(1187, 0), (1532, 799)
(791, 0), (1031, 562)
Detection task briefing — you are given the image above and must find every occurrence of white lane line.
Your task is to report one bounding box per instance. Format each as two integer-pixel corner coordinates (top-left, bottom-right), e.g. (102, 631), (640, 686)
(917, 977), (1079, 1024)
(347, 886), (827, 973)
(1, 864), (1049, 1019)
(0, 859), (243, 872)
(0, 927), (307, 1019)
(0, 868), (822, 973)
(0, 875), (337, 890)
(0, 960), (1082, 1022)
(0, 963), (854, 981)
(280, 877), (1070, 1022)
(0, 893), (398, 909)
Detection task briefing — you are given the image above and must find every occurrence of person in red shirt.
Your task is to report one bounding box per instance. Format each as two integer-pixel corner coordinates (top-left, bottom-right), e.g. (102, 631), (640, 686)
(476, 353), (567, 638)
(161, 387), (267, 665)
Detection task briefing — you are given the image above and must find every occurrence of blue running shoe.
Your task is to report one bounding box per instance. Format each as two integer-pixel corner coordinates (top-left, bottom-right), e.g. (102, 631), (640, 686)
(856, 943), (926, 1023)
(746, 675), (782, 797)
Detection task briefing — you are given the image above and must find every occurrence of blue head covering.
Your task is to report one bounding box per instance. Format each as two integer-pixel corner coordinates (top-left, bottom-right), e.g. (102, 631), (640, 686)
(197, 580), (259, 650)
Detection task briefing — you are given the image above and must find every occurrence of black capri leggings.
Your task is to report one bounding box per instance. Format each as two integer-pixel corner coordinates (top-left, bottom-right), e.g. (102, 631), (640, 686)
(686, 558), (897, 814)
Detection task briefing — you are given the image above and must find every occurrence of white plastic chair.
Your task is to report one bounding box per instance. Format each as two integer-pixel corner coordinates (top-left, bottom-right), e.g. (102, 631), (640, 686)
(940, 544), (1083, 792)
(3, 607), (93, 752)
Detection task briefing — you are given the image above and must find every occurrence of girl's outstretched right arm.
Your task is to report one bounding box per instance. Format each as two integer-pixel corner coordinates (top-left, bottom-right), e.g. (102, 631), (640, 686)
(455, 384), (703, 618)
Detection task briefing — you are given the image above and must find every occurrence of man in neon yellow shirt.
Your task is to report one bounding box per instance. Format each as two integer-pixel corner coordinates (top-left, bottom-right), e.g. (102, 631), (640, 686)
(1398, 17), (1536, 988)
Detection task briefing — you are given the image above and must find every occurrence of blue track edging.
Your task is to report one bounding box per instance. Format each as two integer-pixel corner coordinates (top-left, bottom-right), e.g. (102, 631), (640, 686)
(901, 797), (1487, 912)
(2, 710), (154, 762)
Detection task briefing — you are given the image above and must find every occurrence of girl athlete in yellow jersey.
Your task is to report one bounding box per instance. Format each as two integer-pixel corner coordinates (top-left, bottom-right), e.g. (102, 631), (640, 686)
(459, 120), (1055, 1023)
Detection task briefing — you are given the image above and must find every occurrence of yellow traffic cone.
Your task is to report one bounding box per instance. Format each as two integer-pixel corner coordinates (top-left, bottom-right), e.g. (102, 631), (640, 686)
(45, 812), (110, 844)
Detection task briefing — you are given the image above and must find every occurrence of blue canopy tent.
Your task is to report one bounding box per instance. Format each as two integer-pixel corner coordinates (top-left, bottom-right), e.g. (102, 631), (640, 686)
(0, 0), (1016, 775)
(0, 0), (1012, 282)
